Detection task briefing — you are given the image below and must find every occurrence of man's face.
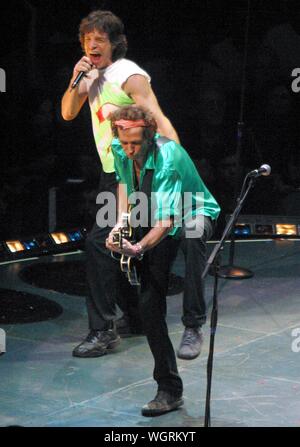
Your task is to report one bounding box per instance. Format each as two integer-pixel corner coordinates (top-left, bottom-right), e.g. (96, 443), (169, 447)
(84, 29), (113, 69)
(118, 127), (148, 164)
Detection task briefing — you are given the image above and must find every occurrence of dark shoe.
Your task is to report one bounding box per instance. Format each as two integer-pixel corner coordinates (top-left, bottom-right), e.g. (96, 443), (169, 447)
(177, 327), (204, 360)
(116, 314), (144, 337)
(72, 328), (121, 358)
(141, 390), (184, 417)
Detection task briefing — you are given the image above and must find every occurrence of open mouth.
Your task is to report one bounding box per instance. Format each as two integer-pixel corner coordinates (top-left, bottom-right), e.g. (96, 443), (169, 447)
(89, 54), (102, 65)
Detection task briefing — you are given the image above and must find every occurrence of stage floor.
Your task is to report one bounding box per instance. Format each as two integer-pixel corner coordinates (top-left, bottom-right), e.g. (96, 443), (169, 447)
(0, 239), (300, 428)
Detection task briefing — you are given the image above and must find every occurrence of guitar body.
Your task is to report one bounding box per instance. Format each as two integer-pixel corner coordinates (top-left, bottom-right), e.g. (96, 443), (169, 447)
(111, 212), (141, 286)
(120, 255), (141, 286)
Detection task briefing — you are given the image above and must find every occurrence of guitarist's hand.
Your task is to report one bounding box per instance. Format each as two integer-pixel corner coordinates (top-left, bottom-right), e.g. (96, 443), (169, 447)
(107, 223), (123, 245)
(106, 237), (140, 258)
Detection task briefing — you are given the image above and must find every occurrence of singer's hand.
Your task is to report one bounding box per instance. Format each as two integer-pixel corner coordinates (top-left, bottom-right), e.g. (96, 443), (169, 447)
(73, 56), (94, 78)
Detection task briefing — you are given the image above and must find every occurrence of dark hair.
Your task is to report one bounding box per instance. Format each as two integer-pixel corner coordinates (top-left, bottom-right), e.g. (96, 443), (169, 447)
(111, 106), (157, 142)
(79, 10), (127, 61)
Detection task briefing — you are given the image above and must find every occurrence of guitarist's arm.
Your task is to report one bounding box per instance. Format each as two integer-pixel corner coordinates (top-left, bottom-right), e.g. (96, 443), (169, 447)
(138, 219), (173, 253)
(106, 218), (173, 257)
(117, 183), (128, 224)
(106, 183), (129, 245)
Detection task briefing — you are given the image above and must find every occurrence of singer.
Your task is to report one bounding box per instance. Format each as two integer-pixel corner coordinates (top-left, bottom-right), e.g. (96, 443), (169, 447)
(61, 10), (206, 361)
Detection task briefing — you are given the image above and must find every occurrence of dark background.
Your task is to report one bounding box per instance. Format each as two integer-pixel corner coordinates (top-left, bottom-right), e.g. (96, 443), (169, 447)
(1, 0), (300, 239)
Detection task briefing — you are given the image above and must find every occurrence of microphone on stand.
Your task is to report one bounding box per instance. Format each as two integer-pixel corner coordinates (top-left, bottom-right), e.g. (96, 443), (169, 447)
(218, 162), (272, 282)
(248, 164), (271, 177)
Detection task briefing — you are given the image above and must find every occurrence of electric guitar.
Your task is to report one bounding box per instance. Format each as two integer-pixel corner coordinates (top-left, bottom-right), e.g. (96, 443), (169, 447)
(111, 212), (141, 286)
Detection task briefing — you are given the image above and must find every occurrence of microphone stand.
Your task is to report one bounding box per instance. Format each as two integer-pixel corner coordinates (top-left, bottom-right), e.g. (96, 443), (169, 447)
(203, 172), (257, 427)
(218, 0), (253, 280)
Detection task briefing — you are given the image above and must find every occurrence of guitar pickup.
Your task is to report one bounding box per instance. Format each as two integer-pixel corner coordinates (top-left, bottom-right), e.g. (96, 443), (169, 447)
(112, 228), (131, 249)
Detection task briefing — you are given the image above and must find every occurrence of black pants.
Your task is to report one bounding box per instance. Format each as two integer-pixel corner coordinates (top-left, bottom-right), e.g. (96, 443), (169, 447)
(85, 171), (139, 330)
(139, 236), (183, 395)
(180, 215), (215, 328)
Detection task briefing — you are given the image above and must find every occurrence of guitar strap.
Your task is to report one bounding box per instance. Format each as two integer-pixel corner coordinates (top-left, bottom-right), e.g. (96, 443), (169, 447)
(140, 136), (171, 196)
(135, 136), (172, 239)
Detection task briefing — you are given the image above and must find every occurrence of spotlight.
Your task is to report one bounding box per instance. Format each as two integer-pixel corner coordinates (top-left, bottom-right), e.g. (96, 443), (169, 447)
(234, 224), (251, 237)
(232, 215), (300, 239)
(67, 230), (84, 242)
(0, 228), (87, 262)
(48, 228), (86, 251)
(22, 239), (40, 251)
(275, 224), (297, 236)
(50, 232), (70, 245)
(5, 240), (25, 253)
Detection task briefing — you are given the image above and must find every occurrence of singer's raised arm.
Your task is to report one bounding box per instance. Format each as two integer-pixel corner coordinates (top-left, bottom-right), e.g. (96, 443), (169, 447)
(61, 56), (91, 121)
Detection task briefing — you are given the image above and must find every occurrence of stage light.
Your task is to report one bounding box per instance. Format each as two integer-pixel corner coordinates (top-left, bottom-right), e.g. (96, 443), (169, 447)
(5, 240), (25, 253)
(50, 232), (70, 244)
(67, 230), (84, 242)
(234, 224), (251, 237)
(22, 239), (40, 251)
(0, 228), (87, 263)
(232, 215), (300, 239)
(275, 224), (297, 236)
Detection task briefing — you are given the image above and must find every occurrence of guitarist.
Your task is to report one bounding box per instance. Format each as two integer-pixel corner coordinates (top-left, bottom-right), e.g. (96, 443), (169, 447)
(105, 105), (220, 416)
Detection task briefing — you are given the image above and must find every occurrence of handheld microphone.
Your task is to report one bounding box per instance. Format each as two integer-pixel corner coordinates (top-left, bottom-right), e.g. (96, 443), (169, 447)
(71, 71), (86, 89)
(248, 164), (271, 177)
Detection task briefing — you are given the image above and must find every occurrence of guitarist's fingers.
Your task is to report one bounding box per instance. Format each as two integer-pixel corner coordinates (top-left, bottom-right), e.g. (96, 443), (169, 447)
(106, 238), (115, 250)
(108, 230), (118, 245)
(106, 238), (122, 254)
(121, 239), (131, 249)
(121, 239), (136, 257)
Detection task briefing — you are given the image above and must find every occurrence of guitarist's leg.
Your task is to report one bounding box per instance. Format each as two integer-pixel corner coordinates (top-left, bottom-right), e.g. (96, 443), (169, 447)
(177, 215), (215, 360)
(139, 237), (182, 399)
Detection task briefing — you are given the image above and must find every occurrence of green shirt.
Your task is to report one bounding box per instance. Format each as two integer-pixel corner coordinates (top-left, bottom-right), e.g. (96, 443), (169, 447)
(112, 135), (221, 237)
